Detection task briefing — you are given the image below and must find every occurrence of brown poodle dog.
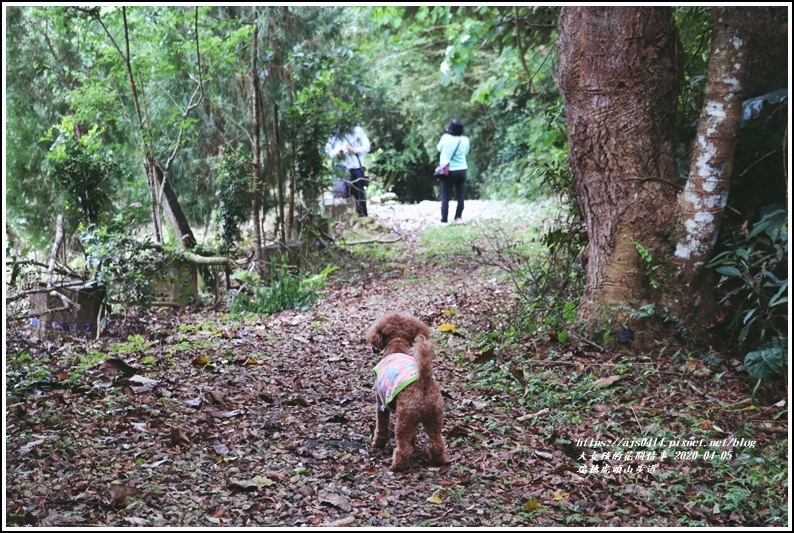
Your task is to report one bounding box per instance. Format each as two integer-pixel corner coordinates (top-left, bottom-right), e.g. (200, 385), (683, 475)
(366, 312), (447, 472)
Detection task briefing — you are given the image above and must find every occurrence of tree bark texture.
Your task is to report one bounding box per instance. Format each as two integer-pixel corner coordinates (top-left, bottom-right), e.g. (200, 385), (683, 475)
(675, 7), (749, 282)
(742, 6), (788, 97)
(557, 7), (683, 327)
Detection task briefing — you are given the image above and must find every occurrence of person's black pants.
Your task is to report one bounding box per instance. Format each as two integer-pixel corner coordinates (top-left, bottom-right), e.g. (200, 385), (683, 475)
(440, 169), (466, 222)
(348, 167), (368, 217)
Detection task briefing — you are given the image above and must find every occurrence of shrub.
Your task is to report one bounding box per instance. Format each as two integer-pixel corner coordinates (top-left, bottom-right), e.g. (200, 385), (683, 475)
(708, 205), (788, 391)
(708, 205), (787, 344)
(81, 216), (183, 307)
(213, 145), (252, 255)
(44, 117), (119, 231)
(228, 254), (336, 316)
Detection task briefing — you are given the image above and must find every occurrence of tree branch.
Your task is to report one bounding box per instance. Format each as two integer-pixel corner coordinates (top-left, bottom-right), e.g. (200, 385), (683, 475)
(46, 215), (65, 288)
(514, 7), (537, 94)
(341, 237), (403, 246)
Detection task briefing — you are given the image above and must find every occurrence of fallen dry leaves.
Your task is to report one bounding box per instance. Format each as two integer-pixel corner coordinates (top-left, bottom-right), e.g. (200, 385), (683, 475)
(5, 209), (788, 527)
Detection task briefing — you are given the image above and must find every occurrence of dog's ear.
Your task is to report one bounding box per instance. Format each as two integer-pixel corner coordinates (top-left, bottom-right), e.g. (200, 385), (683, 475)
(365, 325), (385, 350)
(372, 332), (385, 350)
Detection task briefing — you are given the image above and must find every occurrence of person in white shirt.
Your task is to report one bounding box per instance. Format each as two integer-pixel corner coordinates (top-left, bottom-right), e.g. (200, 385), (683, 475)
(436, 119), (470, 223)
(325, 125), (371, 217)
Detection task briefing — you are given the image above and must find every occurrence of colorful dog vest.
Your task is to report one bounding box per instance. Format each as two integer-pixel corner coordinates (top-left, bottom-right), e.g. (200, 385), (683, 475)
(374, 353), (419, 411)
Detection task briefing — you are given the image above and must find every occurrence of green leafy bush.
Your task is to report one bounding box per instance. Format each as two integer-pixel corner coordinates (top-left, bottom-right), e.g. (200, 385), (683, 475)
(744, 338), (786, 399)
(708, 206), (787, 343)
(44, 117), (119, 231)
(229, 254), (337, 316)
(213, 145), (252, 254)
(708, 205), (788, 387)
(81, 216), (182, 306)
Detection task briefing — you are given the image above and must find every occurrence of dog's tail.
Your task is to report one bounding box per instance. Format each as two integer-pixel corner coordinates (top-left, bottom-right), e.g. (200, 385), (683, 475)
(411, 335), (435, 386)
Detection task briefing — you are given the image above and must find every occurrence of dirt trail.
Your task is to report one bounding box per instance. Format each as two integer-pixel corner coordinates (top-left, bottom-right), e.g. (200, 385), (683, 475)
(6, 202), (552, 527)
(8, 199), (781, 527)
(368, 197), (555, 239)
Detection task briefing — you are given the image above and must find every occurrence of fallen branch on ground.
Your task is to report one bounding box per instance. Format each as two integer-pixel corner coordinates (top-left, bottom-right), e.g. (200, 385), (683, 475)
(6, 280), (94, 303)
(182, 251), (233, 266)
(341, 237), (402, 246)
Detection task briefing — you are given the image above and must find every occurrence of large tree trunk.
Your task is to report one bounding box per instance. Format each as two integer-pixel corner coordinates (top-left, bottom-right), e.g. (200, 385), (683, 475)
(557, 7), (683, 340)
(557, 7), (762, 347)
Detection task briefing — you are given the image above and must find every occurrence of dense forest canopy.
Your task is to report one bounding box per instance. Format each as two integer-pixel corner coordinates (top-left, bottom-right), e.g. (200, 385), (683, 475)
(4, 5), (789, 358)
(5, 6), (567, 248)
(3, 6), (790, 528)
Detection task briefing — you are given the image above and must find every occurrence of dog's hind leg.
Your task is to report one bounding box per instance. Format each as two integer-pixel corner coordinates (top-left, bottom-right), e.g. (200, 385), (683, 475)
(424, 418), (447, 465)
(391, 413), (418, 472)
(372, 399), (390, 449)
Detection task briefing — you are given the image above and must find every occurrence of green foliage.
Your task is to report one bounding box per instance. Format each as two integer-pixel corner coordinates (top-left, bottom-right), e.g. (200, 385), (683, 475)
(80, 215), (184, 306)
(43, 117), (120, 232)
(359, 6), (564, 204)
(674, 6), (713, 166)
(743, 338), (786, 400)
(743, 338), (786, 382)
(629, 237), (661, 290)
(228, 255), (337, 316)
(7, 5), (573, 253)
(480, 97), (570, 202)
(102, 334), (156, 363)
(5, 7), (87, 249)
(6, 352), (53, 393)
(287, 68), (357, 205)
(213, 145), (252, 254)
(707, 206), (788, 347)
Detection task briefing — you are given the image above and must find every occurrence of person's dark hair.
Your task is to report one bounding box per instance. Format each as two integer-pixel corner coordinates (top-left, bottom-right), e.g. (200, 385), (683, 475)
(446, 118), (464, 136)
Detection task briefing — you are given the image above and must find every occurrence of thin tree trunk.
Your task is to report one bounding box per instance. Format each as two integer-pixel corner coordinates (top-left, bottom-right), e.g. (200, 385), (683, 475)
(513, 6), (537, 94)
(137, 75), (162, 242)
(146, 161), (163, 243)
(274, 102), (286, 243)
(287, 165), (296, 240)
(261, 100), (273, 238)
(250, 18), (265, 266)
(286, 82), (297, 240)
(675, 7), (749, 282)
(150, 158), (197, 249)
(46, 215), (65, 288)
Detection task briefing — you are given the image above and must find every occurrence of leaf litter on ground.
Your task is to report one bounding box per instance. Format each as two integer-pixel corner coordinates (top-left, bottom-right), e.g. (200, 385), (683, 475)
(5, 200), (788, 527)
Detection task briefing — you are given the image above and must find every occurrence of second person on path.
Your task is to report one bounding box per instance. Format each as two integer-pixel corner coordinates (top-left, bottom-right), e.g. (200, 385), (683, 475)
(325, 125), (371, 217)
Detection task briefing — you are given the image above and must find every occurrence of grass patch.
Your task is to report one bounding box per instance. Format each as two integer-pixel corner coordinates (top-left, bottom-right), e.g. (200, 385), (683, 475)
(418, 218), (542, 264)
(457, 335), (789, 526)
